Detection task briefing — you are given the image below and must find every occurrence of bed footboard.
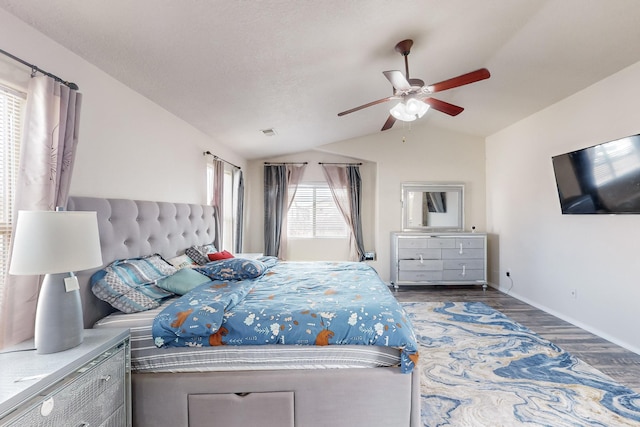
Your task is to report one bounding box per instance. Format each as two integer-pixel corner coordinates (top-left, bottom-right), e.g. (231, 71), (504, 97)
(132, 367), (420, 427)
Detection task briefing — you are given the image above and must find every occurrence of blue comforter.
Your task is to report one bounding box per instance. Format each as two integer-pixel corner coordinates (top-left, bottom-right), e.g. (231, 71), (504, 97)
(152, 261), (419, 373)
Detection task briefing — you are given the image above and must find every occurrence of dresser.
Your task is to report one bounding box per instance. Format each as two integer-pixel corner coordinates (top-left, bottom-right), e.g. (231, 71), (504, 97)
(0, 328), (130, 426)
(390, 232), (487, 289)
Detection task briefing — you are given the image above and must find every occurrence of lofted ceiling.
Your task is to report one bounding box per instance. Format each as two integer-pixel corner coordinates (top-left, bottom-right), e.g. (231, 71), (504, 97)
(1, 0), (640, 159)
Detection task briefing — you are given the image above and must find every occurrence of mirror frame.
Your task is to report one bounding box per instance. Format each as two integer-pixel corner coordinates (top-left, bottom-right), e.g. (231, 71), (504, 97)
(401, 182), (465, 231)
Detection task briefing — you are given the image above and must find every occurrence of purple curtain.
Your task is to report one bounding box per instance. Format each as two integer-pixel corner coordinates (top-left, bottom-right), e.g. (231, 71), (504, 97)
(1, 76), (82, 349)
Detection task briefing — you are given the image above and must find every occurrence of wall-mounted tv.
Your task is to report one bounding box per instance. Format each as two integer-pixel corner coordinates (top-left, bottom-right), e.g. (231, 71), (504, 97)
(552, 133), (640, 214)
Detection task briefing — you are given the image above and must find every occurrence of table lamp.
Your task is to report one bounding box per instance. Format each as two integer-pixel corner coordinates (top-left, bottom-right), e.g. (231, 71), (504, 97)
(9, 210), (102, 354)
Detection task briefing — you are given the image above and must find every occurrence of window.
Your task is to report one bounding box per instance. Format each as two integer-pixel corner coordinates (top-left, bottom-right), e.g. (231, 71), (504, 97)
(288, 182), (348, 238)
(206, 163), (235, 250)
(0, 84), (25, 304)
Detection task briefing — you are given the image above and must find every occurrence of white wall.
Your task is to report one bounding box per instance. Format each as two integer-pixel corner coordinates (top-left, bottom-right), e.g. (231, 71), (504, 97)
(242, 125), (486, 281)
(0, 9), (245, 204)
(486, 60), (640, 354)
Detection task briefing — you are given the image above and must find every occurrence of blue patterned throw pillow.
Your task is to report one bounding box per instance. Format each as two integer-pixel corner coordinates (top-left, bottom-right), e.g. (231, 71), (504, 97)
(195, 258), (268, 281)
(91, 254), (177, 313)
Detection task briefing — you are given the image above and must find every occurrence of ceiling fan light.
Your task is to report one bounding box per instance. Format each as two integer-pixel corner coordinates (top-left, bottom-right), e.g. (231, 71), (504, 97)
(390, 99), (429, 122)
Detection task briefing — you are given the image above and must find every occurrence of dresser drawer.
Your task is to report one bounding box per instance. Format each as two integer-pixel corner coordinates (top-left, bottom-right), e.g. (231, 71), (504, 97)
(397, 238), (429, 249)
(399, 270), (444, 282)
(399, 259), (443, 271)
(99, 404), (126, 427)
(398, 237), (456, 249)
(398, 248), (441, 260)
(188, 392), (294, 427)
(443, 259), (485, 270)
(442, 248), (485, 259)
(443, 269), (485, 281)
(426, 238), (456, 248)
(455, 238), (484, 249)
(5, 346), (125, 426)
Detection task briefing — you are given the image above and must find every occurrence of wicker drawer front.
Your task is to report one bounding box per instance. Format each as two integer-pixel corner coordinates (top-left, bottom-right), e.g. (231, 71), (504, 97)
(99, 404), (126, 427)
(189, 392), (294, 427)
(6, 347), (125, 427)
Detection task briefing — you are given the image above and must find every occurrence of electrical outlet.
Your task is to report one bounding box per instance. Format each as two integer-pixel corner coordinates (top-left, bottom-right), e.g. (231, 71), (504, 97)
(505, 270), (511, 277)
(570, 288), (578, 299)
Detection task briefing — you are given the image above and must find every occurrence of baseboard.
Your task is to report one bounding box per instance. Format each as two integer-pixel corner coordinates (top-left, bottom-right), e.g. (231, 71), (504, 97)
(489, 282), (640, 356)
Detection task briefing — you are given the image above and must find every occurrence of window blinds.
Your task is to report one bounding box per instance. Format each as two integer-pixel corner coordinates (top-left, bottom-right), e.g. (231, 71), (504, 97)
(0, 84), (25, 304)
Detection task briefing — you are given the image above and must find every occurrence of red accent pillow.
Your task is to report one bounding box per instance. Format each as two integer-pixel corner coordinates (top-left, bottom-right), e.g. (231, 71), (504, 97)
(208, 250), (235, 261)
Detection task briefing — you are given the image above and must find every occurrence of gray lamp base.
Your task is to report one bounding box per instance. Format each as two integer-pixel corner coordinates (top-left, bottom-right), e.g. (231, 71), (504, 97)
(34, 273), (84, 354)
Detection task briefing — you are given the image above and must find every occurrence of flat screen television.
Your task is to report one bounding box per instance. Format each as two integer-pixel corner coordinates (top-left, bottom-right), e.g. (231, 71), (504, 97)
(552, 133), (640, 214)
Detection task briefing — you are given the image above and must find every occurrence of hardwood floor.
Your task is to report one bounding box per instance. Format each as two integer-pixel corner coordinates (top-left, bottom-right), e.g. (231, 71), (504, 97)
(393, 285), (640, 393)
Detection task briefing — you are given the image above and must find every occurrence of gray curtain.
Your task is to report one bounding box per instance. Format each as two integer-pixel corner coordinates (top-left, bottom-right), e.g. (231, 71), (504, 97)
(264, 164), (306, 258)
(1, 76), (82, 349)
(321, 165), (366, 261)
(210, 158), (224, 250)
(233, 168), (244, 253)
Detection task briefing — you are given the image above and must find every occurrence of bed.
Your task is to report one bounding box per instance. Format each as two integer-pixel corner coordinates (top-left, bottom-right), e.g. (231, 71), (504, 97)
(67, 196), (421, 427)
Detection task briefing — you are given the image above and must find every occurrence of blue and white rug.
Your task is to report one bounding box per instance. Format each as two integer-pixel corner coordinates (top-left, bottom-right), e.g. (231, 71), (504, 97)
(401, 301), (640, 427)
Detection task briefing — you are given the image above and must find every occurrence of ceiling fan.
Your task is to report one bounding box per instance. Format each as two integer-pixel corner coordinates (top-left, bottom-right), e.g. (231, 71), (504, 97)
(337, 39), (490, 131)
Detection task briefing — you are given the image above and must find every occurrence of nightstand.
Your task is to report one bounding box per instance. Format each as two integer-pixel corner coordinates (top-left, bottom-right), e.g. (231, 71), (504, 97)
(0, 328), (130, 426)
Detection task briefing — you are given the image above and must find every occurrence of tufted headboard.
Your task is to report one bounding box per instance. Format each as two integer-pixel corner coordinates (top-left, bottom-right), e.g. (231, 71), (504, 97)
(67, 196), (218, 328)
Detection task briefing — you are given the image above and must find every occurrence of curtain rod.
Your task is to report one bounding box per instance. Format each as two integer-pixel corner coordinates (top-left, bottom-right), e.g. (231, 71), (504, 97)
(0, 48), (79, 90)
(264, 162), (308, 166)
(318, 162), (363, 166)
(203, 151), (240, 169)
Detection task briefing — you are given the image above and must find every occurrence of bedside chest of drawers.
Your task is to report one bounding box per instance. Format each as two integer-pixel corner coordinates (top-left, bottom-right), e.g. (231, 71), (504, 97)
(0, 328), (130, 426)
(391, 231), (487, 289)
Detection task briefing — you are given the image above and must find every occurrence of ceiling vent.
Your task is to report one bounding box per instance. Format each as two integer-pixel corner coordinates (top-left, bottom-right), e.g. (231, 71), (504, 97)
(261, 128), (277, 137)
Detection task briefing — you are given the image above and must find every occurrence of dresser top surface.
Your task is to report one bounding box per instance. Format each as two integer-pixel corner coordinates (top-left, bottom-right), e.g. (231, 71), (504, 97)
(0, 328), (129, 417)
(392, 231), (486, 237)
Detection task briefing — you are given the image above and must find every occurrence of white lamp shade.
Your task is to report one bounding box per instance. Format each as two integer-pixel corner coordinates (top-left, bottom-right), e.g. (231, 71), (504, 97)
(10, 210), (103, 275)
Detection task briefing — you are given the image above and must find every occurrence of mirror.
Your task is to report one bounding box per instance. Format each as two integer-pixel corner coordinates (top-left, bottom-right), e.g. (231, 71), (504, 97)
(402, 182), (464, 231)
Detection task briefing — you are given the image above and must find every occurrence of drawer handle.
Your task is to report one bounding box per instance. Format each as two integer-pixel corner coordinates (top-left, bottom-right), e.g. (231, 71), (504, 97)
(459, 243), (464, 255)
(419, 254), (423, 263)
(101, 375), (111, 382)
(235, 392), (251, 397)
(462, 265), (466, 277)
(40, 397), (54, 417)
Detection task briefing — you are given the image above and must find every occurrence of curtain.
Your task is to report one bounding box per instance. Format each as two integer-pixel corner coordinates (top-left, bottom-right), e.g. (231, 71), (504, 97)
(263, 164), (306, 258)
(232, 168), (244, 253)
(209, 158), (224, 250)
(321, 165), (366, 261)
(1, 76), (82, 349)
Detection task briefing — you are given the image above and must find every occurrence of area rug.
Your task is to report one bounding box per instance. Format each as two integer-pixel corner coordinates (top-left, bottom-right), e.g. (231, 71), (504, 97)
(401, 301), (640, 427)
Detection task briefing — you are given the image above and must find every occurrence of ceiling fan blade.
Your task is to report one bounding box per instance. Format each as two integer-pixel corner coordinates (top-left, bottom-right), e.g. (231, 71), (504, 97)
(383, 70), (411, 91)
(381, 115), (396, 131)
(423, 97), (464, 116)
(337, 96), (396, 116)
(427, 68), (490, 93)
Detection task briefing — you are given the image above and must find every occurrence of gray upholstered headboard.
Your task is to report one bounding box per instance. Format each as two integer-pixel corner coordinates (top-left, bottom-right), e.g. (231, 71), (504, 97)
(67, 196), (218, 328)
